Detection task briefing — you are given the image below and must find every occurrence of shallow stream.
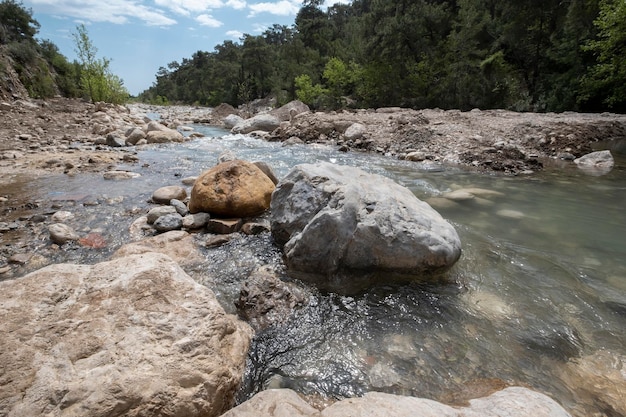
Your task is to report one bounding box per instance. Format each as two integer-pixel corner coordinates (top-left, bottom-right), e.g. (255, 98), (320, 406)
(1, 126), (624, 415)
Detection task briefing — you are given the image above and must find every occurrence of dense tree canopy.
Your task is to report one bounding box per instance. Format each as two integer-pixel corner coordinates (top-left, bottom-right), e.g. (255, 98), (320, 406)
(138, 0), (624, 112)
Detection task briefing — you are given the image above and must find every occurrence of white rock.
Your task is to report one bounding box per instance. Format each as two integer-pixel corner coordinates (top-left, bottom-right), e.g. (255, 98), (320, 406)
(0, 253), (252, 417)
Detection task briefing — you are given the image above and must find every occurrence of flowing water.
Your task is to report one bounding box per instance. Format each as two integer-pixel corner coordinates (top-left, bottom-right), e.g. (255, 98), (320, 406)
(1, 126), (624, 415)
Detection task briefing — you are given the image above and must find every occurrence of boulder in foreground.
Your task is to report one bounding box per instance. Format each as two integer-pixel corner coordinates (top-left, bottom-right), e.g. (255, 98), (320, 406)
(221, 387), (572, 417)
(0, 252), (252, 417)
(270, 162), (461, 289)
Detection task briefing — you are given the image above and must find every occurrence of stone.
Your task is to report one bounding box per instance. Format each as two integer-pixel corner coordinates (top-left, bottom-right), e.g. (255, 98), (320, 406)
(103, 170), (141, 180)
(112, 230), (203, 267)
(182, 212), (211, 229)
(182, 176), (198, 186)
(235, 267), (308, 331)
(270, 162), (461, 289)
(170, 198), (189, 216)
(232, 114), (281, 134)
(220, 387), (572, 417)
(270, 100), (310, 122)
(253, 161), (279, 185)
(219, 150), (237, 163)
(406, 151), (426, 161)
(560, 350), (626, 417)
(48, 223), (79, 244)
(574, 150), (614, 175)
(343, 122), (367, 140)
(153, 213), (184, 232)
(241, 221), (270, 235)
(224, 114), (244, 129)
(188, 160), (276, 217)
(145, 121), (184, 143)
(125, 127), (146, 145)
(147, 205), (177, 224)
(106, 133), (126, 147)
(152, 185), (187, 204)
(51, 210), (74, 222)
(207, 218), (243, 234)
(0, 253), (252, 417)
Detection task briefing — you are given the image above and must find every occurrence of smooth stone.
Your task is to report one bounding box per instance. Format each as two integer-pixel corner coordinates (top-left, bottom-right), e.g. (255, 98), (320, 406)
(152, 185), (187, 205)
(147, 205), (177, 224)
(48, 223), (79, 244)
(182, 212), (211, 229)
(113, 230), (203, 266)
(206, 218), (243, 234)
(153, 213), (184, 232)
(103, 170), (141, 180)
(170, 198), (189, 216)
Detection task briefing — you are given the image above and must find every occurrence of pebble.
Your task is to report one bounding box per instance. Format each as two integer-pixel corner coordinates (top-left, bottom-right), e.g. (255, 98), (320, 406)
(51, 211), (74, 222)
(147, 206), (177, 224)
(153, 213), (183, 232)
(103, 170), (141, 180)
(170, 199), (189, 216)
(152, 185), (187, 204)
(182, 212), (211, 229)
(48, 223), (80, 244)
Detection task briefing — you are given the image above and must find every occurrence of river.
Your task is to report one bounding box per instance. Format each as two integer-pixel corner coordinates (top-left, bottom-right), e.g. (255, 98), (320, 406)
(1, 126), (624, 416)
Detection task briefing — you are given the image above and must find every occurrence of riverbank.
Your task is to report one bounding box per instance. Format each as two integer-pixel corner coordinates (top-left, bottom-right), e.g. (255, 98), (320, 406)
(2, 98), (626, 179)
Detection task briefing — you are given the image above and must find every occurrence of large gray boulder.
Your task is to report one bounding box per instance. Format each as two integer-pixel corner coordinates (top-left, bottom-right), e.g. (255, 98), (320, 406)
(270, 162), (461, 289)
(232, 114), (281, 134)
(221, 387), (572, 417)
(0, 253), (252, 417)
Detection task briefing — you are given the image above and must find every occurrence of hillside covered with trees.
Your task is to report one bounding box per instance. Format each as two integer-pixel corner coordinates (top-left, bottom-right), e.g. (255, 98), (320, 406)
(139, 0), (626, 113)
(0, 0), (128, 103)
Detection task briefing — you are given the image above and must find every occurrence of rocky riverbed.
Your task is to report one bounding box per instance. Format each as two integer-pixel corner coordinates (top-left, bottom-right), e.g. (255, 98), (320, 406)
(1, 97), (625, 417)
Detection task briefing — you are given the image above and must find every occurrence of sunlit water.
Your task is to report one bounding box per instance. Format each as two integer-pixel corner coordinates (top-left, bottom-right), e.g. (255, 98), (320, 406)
(1, 126), (624, 415)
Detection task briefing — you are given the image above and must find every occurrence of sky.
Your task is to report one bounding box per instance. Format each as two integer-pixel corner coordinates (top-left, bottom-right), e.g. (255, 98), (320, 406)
(22, 0), (350, 95)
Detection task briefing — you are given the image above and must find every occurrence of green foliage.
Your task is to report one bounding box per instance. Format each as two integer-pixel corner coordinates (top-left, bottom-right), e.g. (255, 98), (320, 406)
(580, 0), (626, 110)
(0, 0), (39, 44)
(72, 24), (129, 104)
(140, 0), (623, 113)
(295, 74), (327, 107)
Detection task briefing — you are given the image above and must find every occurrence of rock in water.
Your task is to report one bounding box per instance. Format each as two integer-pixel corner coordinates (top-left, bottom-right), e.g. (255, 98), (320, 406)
(220, 387), (572, 417)
(0, 253), (252, 417)
(188, 160), (275, 217)
(270, 162), (461, 289)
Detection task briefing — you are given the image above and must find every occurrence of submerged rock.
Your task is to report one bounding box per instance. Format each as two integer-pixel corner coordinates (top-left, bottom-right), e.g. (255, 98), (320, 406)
(574, 150), (614, 175)
(270, 162), (461, 289)
(221, 387), (572, 417)
(0, 253), (252, 417)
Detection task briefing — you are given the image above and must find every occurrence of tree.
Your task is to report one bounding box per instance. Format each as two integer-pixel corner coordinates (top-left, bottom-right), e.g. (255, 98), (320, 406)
(580, 0), (626, 110)
(72, 24), (128, 104)
(0, 0), (39, 44)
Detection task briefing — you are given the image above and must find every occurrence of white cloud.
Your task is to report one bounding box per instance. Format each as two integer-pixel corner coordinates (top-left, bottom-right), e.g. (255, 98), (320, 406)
(226, 0), (247, 10)
(247, 0), (300, 17)
(27, 0), (177, 26)
(226, 29), (244, 39)
(196, 14), (223, 27)
(154, 0), (225, 15)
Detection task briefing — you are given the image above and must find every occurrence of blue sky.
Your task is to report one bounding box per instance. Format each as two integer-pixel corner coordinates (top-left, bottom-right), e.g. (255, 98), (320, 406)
(23, 0), (349, 95)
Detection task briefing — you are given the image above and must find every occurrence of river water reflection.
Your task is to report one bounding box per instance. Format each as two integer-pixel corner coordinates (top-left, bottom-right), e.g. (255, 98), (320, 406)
(2, 127), (624, 415)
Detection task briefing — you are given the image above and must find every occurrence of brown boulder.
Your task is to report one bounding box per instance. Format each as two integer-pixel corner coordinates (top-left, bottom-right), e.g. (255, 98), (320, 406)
(188, 160), (275, 217)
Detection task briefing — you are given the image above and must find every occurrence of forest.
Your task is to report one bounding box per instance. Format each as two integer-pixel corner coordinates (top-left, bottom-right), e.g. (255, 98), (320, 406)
(139, 0), (626, 113)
